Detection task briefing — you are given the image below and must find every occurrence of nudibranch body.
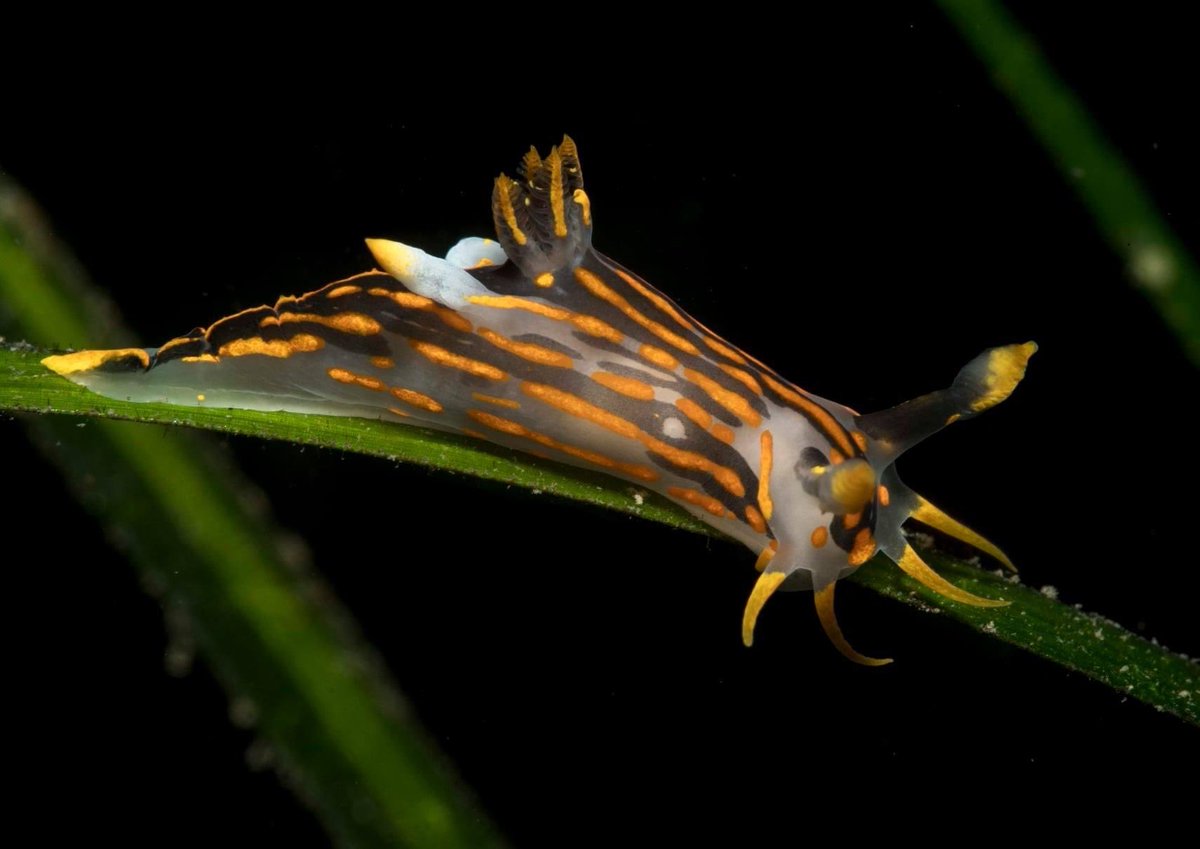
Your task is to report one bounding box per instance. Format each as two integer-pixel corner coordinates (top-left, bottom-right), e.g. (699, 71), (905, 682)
(44, 138), (1035, 663)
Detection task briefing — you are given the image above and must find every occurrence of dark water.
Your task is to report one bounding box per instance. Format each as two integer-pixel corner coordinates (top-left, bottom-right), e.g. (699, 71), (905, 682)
(4, 5), (1198, 843)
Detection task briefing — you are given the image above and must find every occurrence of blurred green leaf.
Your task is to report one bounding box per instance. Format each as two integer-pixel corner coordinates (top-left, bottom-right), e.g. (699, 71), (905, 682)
(1, 175), (505, 849)
(940, 0), (1200, 367)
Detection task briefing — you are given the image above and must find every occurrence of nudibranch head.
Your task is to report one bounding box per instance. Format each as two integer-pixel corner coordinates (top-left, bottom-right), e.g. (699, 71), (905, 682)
(742, 342), (1037, 664)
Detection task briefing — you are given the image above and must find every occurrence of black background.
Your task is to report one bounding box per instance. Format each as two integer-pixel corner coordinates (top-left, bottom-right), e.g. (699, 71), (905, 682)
(3, 4), (1198, 844)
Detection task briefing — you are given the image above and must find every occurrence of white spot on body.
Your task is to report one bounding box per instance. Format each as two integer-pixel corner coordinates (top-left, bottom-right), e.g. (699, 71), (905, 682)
(662, 416), (685, 439)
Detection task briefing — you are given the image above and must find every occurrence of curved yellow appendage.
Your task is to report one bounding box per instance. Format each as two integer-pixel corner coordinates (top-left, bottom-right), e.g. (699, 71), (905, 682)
(895, 544), (1009, 608)
(813, 583), (892, 667)
(910, 496), (1016, 571)
(742, 571), (787, 647)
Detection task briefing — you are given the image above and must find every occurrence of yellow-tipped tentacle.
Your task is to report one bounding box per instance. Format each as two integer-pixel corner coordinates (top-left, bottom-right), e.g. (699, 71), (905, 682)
(742, 570), (787, 647)
(910, 496), (1016, 571)
(895, 544), (1008, 607)
(969, 341), (1038, 412)
(813, 583), (892, 666)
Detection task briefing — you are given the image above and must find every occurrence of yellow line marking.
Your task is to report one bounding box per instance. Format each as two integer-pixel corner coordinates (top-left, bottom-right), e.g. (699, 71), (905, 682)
(219, 334), (324, 358)
(548, 147), (567, 238)
(638, 343), (679, 372)
(683, 367), (761, 427)
(710, 423), (735, 444)
(758, 430), (774, 521)
(674, 397), (712, 430)
(610, 265), (695, 334)
(327, 367), (387, 391)
(668, 486), (727, 517)
(718, 363), (762, 395)
(573, 266), (699, 354)
(478, 327), (574, 368)
(467, 295), (570, 320)
(495, 174), (527, 245)
(472, 392), (520, 409)
(263, 312), (382, 335)
(591, 371), (656, 400)
(761, 373), (856, 458)
(703, 335), (748, 365)
(573, 188), (591, 226)
(368, 287), (435, 309)
(390, 386), (443, 413)
(521, 381), (744, 496)
(467, 294), (623, 342)
(409, 341), (507, 381)
(468, 409), (658, 481)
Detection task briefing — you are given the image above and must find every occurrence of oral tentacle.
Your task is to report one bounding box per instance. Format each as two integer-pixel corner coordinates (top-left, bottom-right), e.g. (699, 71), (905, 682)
(909, 496), (1016, 572)
(813, 582), (892, 667)
(894, 544), (1009, 608)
